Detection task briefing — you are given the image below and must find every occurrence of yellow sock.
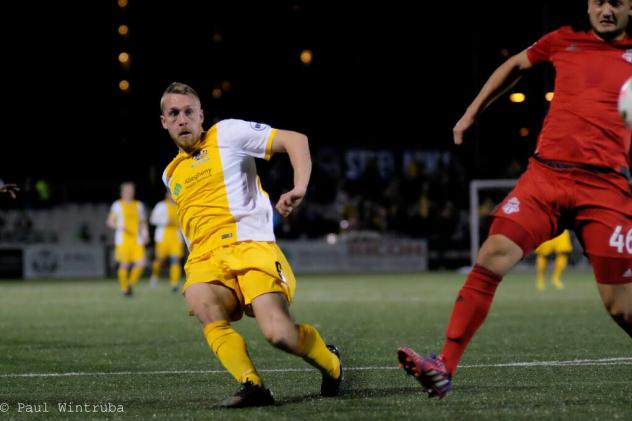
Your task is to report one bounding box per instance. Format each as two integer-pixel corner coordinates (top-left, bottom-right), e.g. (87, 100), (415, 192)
(169, 263), (181, 287)
(552, 254), (568, 288)
(295, 324), (340, 379)
(204, 321), (262, 385)
(117, 268), (129, 292)
(535, 255), (547, 290)
(129, 266), (143, 286)
(151, 260), (161, 278)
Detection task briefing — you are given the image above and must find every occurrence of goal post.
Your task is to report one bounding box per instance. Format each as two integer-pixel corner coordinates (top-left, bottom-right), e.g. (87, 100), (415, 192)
(469, 179), (517, 267)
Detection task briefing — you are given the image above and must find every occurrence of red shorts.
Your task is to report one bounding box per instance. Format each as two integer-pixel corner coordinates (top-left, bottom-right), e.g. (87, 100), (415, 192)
(490, 158), (632, 284)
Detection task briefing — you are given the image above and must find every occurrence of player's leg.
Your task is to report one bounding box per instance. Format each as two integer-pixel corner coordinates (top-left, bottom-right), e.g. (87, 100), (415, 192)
(117, 261), (130, 294)
(536, 252), (548, 291)
(442, 229), (524, 372)
(185, 282), (264, 386)
(251, 293), (341, 390)
(168, 255), (181, 291)
(128, 245), (145, 286)
(578, 204), (632, 338)
(150, 252), (162, 287)
(115, 244), (131, 295)
(597, 283), (632, 338)
(551, 253), (568, 289)
(235, 242), (342, 396)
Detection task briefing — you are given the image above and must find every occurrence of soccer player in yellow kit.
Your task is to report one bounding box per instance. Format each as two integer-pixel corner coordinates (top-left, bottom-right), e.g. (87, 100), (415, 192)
(535, 230), (573, 290)
(106, 182), (149, 296)
(160, 82), (342, 408)
(149, 190), (184, 291)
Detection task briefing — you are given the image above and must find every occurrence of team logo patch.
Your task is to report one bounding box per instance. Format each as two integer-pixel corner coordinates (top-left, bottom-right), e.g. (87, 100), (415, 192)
(623, 50), (632, 64)
(250, 122), (268, 131)
(502, 197), (521, 214)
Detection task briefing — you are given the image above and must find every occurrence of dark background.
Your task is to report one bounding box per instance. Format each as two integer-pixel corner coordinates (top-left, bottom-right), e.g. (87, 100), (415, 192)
(0, 1), (604, 199)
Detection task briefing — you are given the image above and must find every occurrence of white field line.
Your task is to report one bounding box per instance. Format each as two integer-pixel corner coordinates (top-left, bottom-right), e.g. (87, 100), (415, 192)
(1, 357), (631, 378)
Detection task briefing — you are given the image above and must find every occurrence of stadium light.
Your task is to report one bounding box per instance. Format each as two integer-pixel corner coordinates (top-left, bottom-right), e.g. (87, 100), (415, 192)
(300, 49), (313, 65)
(118, 25), (129, 36)
(509, 93), (526, 103)
(119, 80), (130, 92)
(545, 92), (554, 102)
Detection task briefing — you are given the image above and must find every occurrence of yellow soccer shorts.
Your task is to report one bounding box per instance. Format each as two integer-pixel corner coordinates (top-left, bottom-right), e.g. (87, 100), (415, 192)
(115, 241), (146, 264)
(535, 230), (573, 256)
(183, 241), (296, 317)
(155, 238), (184, 259)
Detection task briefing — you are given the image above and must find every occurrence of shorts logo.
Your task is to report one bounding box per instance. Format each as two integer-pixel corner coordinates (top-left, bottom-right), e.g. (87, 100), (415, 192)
(502, 197), (520, 214)
(275, 261), (287, 284)
(623, 49), (632, 64)
(623, 268), (632, 278)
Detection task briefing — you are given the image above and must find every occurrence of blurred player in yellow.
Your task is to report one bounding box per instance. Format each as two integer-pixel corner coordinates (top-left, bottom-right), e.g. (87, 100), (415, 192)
(106, 182), (149, 296)
(535, 230), (573, 291)
(149, 190), (184, 291)
(160, 82), (342, 408)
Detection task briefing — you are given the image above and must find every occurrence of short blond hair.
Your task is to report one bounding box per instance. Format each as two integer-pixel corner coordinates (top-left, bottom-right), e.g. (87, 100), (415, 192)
(160, 82), (201, 112)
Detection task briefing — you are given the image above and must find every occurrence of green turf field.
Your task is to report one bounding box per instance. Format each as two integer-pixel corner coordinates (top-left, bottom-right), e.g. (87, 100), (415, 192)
(1, 272), (630, 420)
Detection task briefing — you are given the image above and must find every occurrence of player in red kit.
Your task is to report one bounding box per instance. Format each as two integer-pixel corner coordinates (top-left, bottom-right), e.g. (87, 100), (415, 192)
(398, 0), (632, 398)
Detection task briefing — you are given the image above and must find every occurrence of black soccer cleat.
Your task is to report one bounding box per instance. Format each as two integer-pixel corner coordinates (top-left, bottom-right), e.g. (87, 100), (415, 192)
(321, 344), (343, 397)
(221, 381), (275, 408)
(123, 286), (133, 297)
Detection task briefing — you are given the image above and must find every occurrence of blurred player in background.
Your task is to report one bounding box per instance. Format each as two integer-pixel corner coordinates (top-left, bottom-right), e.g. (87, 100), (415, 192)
(106, 182), (149, 296)
(149, 190), (184, 291)
(535, 230), (573, 290)
(399, 0), (632, 399)
(160, 82), (342, 408)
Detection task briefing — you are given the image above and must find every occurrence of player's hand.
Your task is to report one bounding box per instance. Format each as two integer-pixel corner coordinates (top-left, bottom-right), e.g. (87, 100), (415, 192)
(453, 114), (475, 145)
(275, 187), (306, 217)
(0, 184), (19, 199)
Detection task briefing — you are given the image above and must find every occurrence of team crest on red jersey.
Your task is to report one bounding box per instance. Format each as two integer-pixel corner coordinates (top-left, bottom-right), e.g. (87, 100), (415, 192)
(502, 197), (521, 214)
(623, 49), (632, 64)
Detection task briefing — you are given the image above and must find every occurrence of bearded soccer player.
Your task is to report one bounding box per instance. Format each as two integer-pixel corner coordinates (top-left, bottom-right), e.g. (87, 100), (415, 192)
(106, 182), (149, 296)
(398, 0), (632, 398)
(160, 82), (342, 408)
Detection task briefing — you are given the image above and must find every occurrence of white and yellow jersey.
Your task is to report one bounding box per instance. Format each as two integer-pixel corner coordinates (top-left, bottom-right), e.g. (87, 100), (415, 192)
(150, 199), (183, 243)
(162, 119), (276, 260)
(109, 200), (147, 246)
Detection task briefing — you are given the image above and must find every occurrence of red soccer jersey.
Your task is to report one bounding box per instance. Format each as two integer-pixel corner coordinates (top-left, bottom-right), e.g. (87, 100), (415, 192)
(527, 26), (632, 171)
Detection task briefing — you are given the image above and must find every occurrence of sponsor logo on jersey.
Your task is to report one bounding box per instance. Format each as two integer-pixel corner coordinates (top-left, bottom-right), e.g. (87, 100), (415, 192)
(623, 49), (632, 64)
(173, 183), (182, 197)
(502, 197), (521, 214)
(250, 122), (268, 131)
(185, 168), (212, 185)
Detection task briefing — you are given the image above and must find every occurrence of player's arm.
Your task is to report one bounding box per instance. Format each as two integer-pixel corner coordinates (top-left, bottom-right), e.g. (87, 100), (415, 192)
(453, 48), (534, 145)
(106, 211), (118, 230)
(270, 130), (311, 217)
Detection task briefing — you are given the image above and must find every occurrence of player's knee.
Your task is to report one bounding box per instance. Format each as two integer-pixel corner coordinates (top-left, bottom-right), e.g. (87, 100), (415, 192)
(477, 236), (523, 275)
